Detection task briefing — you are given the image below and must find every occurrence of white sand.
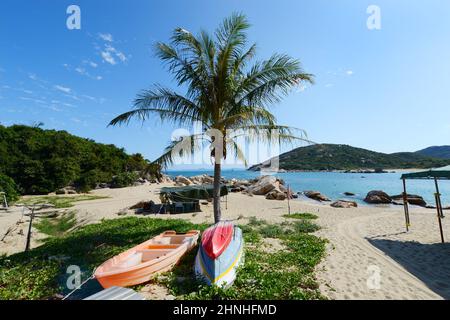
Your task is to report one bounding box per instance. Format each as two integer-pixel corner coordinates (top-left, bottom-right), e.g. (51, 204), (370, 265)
(1, 182), (449, 300)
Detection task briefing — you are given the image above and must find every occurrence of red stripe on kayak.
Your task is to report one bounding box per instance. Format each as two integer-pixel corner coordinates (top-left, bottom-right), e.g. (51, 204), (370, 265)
(201, 221), (233, 259)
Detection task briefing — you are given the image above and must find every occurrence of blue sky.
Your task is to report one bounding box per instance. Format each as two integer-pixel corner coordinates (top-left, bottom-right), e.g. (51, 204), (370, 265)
(1, 0), (450, 168)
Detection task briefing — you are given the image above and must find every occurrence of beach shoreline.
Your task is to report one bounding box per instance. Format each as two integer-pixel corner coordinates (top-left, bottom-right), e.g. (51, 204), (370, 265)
(1, 182), (449, 299)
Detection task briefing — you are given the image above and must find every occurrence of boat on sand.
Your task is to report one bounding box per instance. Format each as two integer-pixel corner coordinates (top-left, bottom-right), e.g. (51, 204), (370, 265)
(94, 230), (200, 288)
(194, 221), (244, 287)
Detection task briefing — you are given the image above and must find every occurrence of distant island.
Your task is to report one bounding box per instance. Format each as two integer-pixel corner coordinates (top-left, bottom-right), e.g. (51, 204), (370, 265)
(248, 144), (450, 172)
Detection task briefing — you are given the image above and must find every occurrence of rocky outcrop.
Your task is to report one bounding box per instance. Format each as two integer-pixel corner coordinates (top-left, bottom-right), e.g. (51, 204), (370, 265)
(240, 175), (292, 201)
(55, 186), (78, 195)
(364, 190), (392, 204)
(190, 174), (214, 185)
(390, 194), (427, 207)
(265, 189), (287, 201)
(344, 169), (388, 174)
(331, 200), (358, 208)
(174, 176), (193, 186)
(247, 176), (278, 195)
(171, 174), (291, 201)
(304, 191), (331, 202)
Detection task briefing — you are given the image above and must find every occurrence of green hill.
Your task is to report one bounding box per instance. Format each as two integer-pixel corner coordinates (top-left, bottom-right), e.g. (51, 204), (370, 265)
(415, 146), (450, 159)
(248, 144), (450, 171)
(0, 124), (156, 196)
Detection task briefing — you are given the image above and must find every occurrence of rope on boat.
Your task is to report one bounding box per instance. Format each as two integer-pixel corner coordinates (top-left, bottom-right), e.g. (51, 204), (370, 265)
(62, 273), (95, 300)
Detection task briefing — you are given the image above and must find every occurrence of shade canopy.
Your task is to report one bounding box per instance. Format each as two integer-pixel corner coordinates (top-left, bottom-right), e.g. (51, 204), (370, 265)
(401, 166), (450, 180)
(160, 184), (228, 202)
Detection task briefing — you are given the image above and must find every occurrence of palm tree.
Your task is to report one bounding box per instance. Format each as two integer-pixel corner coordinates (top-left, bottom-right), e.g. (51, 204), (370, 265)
(109, 13), (314, 223)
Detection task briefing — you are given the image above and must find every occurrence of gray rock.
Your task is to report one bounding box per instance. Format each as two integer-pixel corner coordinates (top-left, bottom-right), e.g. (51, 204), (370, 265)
(390, 194), (427, 207)
(304, 190), (331, 202)
(247, 176), (277, 195)
(331, 200), (358, 208)
(364, 190), (392, 204)
(265, 189), (287, 201)
(175, 176), (193, 185)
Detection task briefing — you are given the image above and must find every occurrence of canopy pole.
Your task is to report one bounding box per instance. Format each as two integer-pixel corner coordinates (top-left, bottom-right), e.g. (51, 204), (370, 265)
(434, 178), (445, 243)
(402, 178), (410, 231)
(287, 185), (291, 215)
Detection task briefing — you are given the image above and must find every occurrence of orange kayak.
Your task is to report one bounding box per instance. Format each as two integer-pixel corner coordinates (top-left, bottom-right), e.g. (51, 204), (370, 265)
(94, 230), (200, 288)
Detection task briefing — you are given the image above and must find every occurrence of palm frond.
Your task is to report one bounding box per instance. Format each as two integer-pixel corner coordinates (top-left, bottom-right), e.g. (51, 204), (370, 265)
(235, 54), (314, 107)
(108, 87), (202, 127)
(152, 133), (209, 168)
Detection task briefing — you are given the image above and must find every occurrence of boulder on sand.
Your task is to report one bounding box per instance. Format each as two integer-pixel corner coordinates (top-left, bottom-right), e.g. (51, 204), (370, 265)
(304, 191), (331, 202)
(175, 176), (193, 186)
(331, 200), (358, 208)
(265, 189), (287, 201)
(390, 194), (427, 207)
(190, 174), (214, 185)
(364, 190), (392, 204)
(247, 176), (277, 195)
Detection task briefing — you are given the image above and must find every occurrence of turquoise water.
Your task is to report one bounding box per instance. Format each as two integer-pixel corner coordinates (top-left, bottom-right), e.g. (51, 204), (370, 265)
(165, 169), (450, 206)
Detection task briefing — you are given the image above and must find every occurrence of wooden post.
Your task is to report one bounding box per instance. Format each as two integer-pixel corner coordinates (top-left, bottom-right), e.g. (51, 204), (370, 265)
(434, 178), (444, 218)
(1, 192), (8, 208)
(287, 185), (291, 215)
(402, 178), (410, 231)
(434, 178), (445, 243)
(25, 205), (35, 252)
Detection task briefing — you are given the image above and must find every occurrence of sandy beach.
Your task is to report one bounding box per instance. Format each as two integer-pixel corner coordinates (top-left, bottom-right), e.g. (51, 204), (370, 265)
(1, 182), (449, 300)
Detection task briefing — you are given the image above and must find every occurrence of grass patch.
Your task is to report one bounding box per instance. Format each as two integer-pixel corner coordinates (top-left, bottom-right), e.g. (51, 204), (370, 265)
(0, 217), (208, 300)
(34, 211), (78, 238)
(283, 213), (318, 220)
(0, 216), (326, 300)
(20, 195), (108, 209)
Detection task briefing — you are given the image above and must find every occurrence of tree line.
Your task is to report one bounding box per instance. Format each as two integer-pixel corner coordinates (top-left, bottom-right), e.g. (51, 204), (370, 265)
(0, 124), (159, 203)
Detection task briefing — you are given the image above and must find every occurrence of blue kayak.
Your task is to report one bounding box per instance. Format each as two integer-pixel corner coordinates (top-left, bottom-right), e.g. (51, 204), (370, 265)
(194, 221), (244, 287)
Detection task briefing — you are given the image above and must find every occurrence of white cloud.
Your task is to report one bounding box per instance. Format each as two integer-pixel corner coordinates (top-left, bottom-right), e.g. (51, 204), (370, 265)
(116, 51), (127, 62)
(19, 97), (46, 104)
(98, 33), (114, 42)
(346, 70), (354, 76)
(65, 93), (82, 101)
(75, 67), (87, 75)
(101, 50), (116, 65)
(82, 94), (106, 104)
(325, 83), (334, 88)
(82, 60), (98, 68)
(99, 42), (129, 65)
(54, 85), (72, 94)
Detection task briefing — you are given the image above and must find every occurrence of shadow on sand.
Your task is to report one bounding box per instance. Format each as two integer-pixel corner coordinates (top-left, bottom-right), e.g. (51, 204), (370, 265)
(367, 238), (450, 299)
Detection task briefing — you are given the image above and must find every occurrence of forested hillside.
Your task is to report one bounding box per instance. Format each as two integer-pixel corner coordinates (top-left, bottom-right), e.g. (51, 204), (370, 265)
(248, 144), (450, 171)
(0, 124), (156, 198)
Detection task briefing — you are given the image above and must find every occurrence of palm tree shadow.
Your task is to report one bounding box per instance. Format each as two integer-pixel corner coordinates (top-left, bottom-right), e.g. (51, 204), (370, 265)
(367, 237), (450, 299)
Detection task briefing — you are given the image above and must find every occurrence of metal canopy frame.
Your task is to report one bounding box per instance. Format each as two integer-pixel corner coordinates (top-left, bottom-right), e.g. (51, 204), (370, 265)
(401, 168), (448, 243)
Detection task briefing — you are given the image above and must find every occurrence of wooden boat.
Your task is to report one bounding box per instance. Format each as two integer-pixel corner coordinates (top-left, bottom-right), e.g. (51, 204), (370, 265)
(94, 230), (200, 288)
(194, 221), (244, 287)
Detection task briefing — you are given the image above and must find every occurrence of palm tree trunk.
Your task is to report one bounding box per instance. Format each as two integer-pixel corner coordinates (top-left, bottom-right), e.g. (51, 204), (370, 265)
(213, 162), (222, 223)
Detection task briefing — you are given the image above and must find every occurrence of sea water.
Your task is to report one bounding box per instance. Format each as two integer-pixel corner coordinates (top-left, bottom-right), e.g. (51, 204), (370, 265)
(165, 169), (450, 206)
